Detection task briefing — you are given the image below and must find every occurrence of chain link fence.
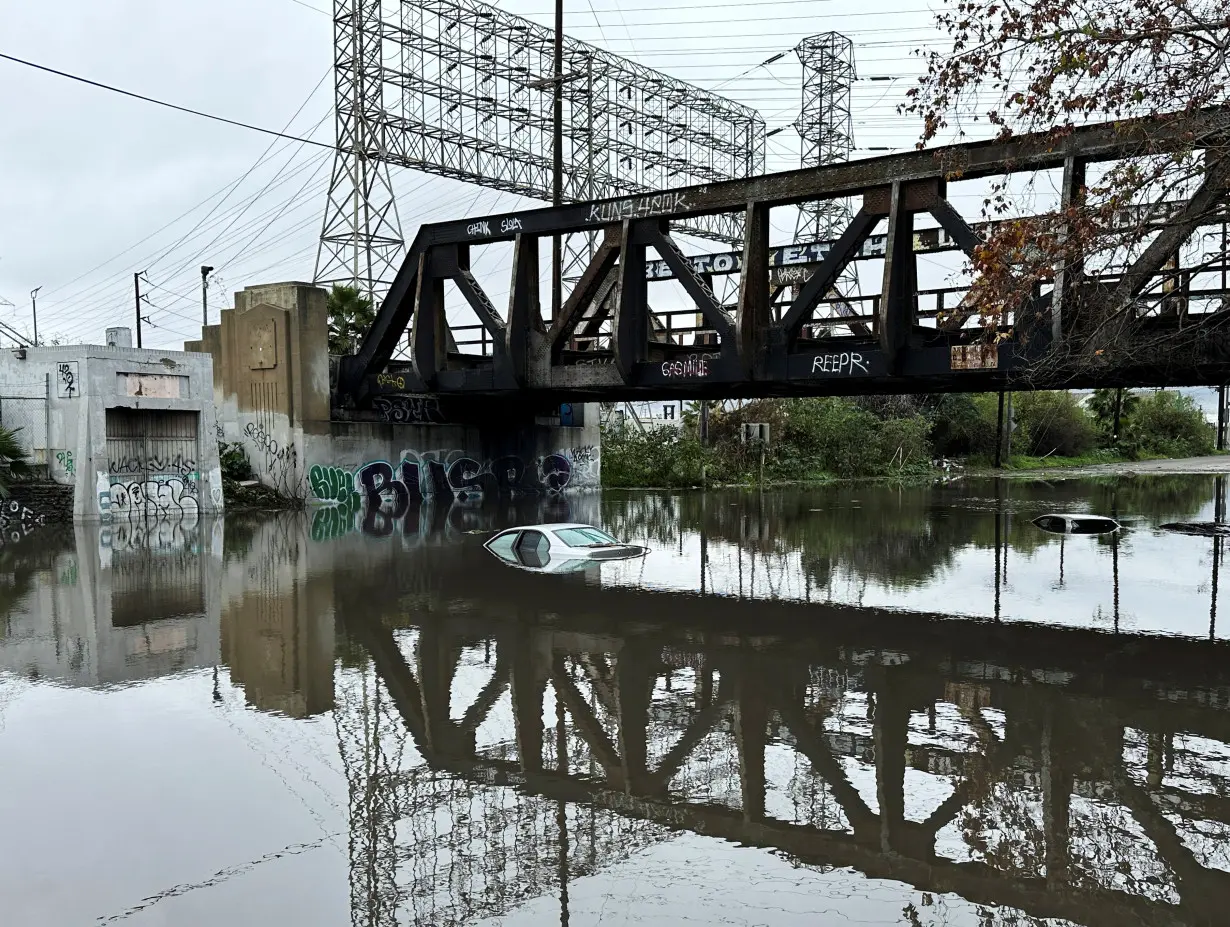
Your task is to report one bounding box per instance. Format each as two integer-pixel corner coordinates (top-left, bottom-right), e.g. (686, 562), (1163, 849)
(0, 392), (50, 464)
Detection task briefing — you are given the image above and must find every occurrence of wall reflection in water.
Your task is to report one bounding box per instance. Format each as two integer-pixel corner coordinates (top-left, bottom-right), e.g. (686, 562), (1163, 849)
(1, 482), (1228, 927)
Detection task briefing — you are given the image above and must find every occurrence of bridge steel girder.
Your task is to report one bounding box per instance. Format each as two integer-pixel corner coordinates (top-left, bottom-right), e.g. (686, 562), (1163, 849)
(336, 109), (1230, 407)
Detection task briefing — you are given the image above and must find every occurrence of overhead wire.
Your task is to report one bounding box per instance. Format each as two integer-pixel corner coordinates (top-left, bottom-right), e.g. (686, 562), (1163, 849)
(0, 52), (340, 151)
(46, 172), (332, 340)
(38, 150), (334, 334)
(21, 0), (956, 345)
(35, 93), (336, 326)
(143, 72), (333, 277)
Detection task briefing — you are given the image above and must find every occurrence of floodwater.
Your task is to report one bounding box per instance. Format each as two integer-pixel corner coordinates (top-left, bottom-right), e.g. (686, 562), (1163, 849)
(2, 475), (1229, 927)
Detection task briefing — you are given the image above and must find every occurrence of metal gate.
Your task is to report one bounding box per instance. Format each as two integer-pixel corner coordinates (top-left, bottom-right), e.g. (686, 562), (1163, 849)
(104, 409), (201, 521)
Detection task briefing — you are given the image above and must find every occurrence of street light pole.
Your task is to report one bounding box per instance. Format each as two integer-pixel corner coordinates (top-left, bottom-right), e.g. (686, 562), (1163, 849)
(30, 287), (41, 346)
(551, 0), (563, 322)
(200, 265), (214, 329)
(134, 272), (144, 349)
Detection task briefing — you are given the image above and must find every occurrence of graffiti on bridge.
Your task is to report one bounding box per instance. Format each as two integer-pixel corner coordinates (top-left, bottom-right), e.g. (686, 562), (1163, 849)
(309, 448), (591, 541)
(0, 499), (46, 543)
(311, 490), (575, 543)
(372, 394), (445, 424)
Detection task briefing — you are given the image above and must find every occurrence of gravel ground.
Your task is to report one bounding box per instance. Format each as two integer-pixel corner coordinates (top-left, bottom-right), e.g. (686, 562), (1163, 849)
(996, 454), (1230, 479)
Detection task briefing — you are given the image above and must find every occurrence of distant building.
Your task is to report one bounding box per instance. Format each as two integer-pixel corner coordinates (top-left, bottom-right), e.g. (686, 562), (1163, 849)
(608, 400), (686, 430)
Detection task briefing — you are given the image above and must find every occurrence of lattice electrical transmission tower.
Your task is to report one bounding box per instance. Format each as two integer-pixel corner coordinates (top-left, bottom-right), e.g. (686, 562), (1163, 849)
(315, 0), (765, 304)
(316, 0), (406, 303)
(794, 33), (856, 241)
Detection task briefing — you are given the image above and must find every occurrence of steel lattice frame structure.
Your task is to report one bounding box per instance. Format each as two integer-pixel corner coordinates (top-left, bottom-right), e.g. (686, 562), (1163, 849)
(317, 0), (407, 301)
(794, 33), (856, 242)
(316, 0), (766, 301)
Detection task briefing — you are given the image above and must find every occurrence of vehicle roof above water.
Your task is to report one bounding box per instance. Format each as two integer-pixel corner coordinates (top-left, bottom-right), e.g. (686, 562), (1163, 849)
(493, 523), (606, 534)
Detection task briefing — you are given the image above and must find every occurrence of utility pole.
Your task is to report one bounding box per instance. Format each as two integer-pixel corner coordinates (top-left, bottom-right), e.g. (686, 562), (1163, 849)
(200, 266), (214, 329)
(30, 287), (41, 346)
(995, 390), (1006, 468)
(551, 0), (564, 322)
(134, 272), (144, 349)
(1219, 384), (1227, 452)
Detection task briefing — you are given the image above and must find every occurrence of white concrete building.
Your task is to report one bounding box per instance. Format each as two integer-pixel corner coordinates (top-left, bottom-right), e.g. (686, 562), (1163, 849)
(0, 331), (223, 521)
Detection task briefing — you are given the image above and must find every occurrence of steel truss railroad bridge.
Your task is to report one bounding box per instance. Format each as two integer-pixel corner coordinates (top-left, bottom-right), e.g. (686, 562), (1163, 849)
(336, 111), (1230, 410)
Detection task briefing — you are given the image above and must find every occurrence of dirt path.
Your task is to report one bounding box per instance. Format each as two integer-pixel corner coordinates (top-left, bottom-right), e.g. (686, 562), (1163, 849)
(995, 455), (1230, 479)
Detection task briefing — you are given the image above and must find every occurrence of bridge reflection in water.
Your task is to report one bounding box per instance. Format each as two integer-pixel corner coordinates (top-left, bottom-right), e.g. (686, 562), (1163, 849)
(328, 528), (1230, 927)
(4, 483), (1230, 927)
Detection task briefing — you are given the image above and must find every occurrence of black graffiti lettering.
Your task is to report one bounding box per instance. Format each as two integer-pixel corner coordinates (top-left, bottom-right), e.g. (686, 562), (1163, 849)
(425, 459), (452, 495)
(310, 450), (586, 544)
(539, 454), (572, 493)
(373, 395), (445, 424)
(398, 460), (424, 501)
(447, 456), (489, 501)
(356, 461), (410, 520)
(491, 455), (527, 493)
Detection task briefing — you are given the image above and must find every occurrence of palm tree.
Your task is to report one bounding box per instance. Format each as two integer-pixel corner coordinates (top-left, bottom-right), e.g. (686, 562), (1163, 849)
(327, 285), (375, 355)
(1087, 388), (1139, 441)
(0, 426), (31, 498)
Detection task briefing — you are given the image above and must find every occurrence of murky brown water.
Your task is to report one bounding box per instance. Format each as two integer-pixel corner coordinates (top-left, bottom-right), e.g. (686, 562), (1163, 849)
(2, 475), (1228, 926)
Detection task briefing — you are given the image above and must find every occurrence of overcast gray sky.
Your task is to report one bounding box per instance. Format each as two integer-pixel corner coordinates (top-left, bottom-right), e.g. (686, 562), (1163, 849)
(0, 0), (951, 348)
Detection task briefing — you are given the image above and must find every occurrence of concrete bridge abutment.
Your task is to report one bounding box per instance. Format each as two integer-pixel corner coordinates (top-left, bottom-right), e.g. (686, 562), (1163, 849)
(188, 281), (600, 535)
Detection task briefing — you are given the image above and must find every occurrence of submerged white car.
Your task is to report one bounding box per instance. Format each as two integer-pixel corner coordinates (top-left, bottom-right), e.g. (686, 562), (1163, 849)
(483, 523), (648, 571)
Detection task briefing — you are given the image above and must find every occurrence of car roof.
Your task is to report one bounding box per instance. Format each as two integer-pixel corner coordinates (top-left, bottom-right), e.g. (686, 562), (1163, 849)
(495, 523), (600, 533)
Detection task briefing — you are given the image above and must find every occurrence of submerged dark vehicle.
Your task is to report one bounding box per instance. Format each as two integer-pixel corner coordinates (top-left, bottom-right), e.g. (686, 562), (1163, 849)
(1159, 522), (1230, 538)
(1032, 514), (1121, 535)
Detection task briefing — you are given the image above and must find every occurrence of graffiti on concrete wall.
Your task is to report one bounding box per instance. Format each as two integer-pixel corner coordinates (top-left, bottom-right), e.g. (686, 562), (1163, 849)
(309, 447), (598, 541)
(108, 479), (201, 520)
(108, 453), (197, 479)
(56, 361), (79, 398)
(0, 499), (45, 543)
(242, 421), (301, 497)
(56, 450), (75, 476)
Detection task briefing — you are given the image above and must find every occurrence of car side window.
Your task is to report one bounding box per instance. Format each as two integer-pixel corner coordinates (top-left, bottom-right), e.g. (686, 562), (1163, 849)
(487, 531), (521, 562)
(515, 530), (551, 568)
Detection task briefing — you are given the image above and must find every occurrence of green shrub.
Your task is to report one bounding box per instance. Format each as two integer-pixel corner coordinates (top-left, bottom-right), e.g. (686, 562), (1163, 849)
(930, 394), (998, 458)
(1012, 391), (1097, 458)
(219, 441), (254, 482)
(600, 424), (710, 488)
(1122, 390), (1214, 459)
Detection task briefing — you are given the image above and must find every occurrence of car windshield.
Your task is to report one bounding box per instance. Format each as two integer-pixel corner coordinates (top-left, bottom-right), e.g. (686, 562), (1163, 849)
(553, 527), (621, 548)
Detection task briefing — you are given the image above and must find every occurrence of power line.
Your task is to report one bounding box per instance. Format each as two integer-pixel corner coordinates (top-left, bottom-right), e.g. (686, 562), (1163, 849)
(0, 52), (340, 151)
(36, 149), (333, 326)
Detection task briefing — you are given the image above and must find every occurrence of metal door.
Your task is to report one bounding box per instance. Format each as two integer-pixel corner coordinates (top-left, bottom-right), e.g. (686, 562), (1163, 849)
(104, 409), (201, 521)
